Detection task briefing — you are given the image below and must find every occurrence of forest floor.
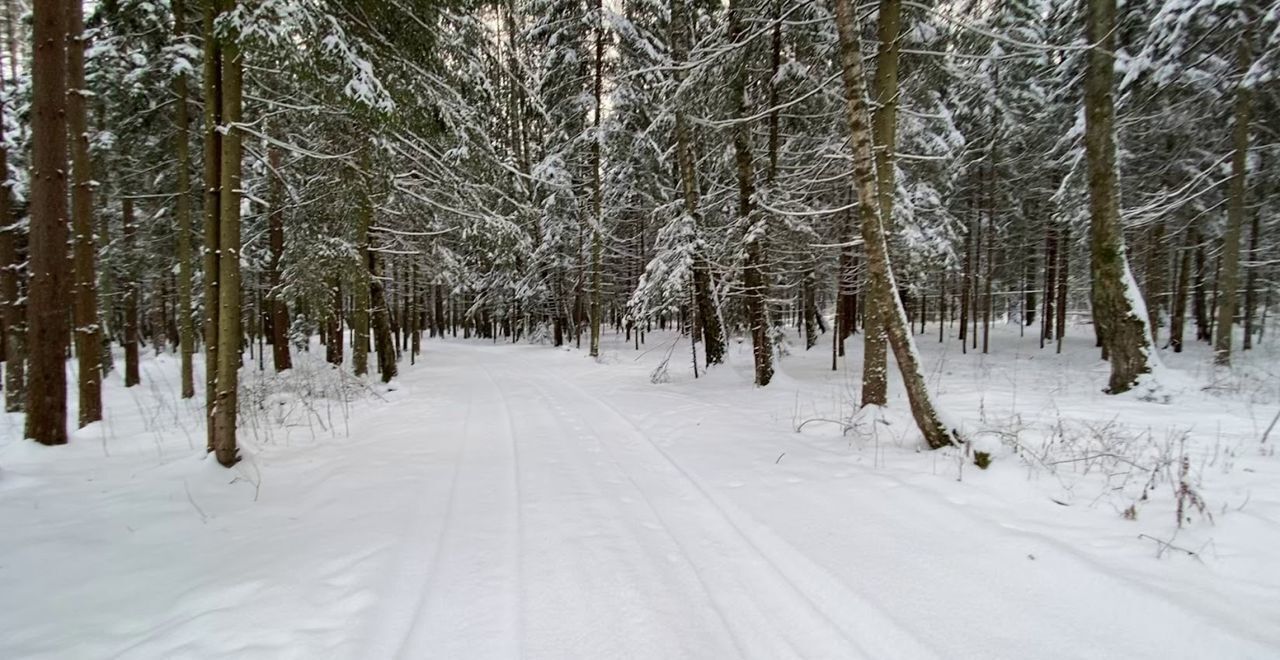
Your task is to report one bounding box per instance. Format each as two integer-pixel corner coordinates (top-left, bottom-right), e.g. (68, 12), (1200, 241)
(1, 323), (1278, 659)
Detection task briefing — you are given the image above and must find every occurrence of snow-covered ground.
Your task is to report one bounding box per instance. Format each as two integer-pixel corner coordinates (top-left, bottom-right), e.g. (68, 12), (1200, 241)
(2, 324), (1278, 659)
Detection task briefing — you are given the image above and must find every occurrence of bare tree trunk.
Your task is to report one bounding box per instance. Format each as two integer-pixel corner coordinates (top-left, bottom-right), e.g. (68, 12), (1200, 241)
(860, 0), (901, 406)
(727, 0), (772, 386)
(1169, 225), (1193, 352)
(172, 0), (195, 399)
(26, 0), (71, 445)
(834, 210), (857, 366)
(1192, 229), (1209, 342)
(434, 283), (446, 338)
(1084, 0), (1159, 393)
(1056, 226), (1070, 353)
(1242, 161), (1262, 351)
(937, 270), (946, 343)
(212, 0), (242, 467)
(982, 194), (994, 355)
(150, 277), (167, 356)
(1023, 203), (1037, 328)
(352, 154), (372, 377)
(1208, 254), (1221, 343)
(959, 207), (974, 353)
(202, 0), (222, 453)
(67, 0), (101, 426)
(122, 198), (140, 388)
(326, 277), (343, 366)
(833, 0), (957, 450)
(588, 0), (604, 359)
(803, 274), (818, 350)
(369, 251), (396, 383)
(671, 0), (723, 368)
(1042, 221), (1057, 348)
(268, 144), (291, 371)
(410, 262), (420, 364)
(1143, 220), (1167, 345)
(1213, 21), (1252, 366)
(1, 4), (23, 414)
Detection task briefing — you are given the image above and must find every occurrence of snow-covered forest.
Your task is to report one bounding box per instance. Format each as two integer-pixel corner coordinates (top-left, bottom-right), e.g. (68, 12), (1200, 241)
(2, 0), (1279, 657)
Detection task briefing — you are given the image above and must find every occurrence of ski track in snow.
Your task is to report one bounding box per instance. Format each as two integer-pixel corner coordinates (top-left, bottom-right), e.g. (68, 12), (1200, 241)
(3, 330), (1279, 659)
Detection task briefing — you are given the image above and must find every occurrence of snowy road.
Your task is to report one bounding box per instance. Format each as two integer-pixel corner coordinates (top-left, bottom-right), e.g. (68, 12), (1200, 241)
(366, 348), (931, 659)
(3, 333), (1279, 659)
(345, 342), (1278, 659)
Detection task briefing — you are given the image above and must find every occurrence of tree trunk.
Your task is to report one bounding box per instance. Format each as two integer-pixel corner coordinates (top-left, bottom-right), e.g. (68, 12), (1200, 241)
(67, 0), (101, 426)
(671, 0), (724, 368)
(1192, 228), (1208, 342)
(150, 276), (167, 356)
(1142, 220), (1167, 344)
(834, 212), (857, 364)
(1042, 221), (1057, 348)
(860, 0), (901, 406)
(833, 0), (956, 450)
(1242, 160), (1262, 351)
(212, 0), (242, 467)
(434, 283), (446, 338)
(588, 0), (604, 359)
(0, 35), (23, 413)
(172, 0), (195, 399)
(410, 263), (420, 363)
(982, 193), (994, 355)
(959, 199), (974, 352)
(26, 0), (71, 445)
(1213, 23), (1252, 366)
(1056, 226), (1070, 353)
(727, 0), (772, 386)
(1083, 0), (1159, 394)
(1208, 254), (1221, 343)
(326, 277), (343, 366)
(1023, 203), (1037, 327)
(803, 274), (818, 350)
(1169, 225), (1192, 352)
(202, 0), (222, 453)
(0, 5), (23, 414)
(268, 144), (291, 371)
(352, 155), (372, 377)
(122, 198), (140, 388)
(369, 251), (396, 383)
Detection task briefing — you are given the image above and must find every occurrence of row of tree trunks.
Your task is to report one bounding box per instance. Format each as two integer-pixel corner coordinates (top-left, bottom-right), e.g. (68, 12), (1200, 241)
(833, 0), (956, 450)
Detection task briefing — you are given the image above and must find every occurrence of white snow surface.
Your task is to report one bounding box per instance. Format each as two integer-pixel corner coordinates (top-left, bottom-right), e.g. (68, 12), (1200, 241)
(2, 327), (1279, 659)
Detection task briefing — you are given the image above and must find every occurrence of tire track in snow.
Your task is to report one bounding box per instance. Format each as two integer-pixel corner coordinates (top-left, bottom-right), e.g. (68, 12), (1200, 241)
(489, 373), (747, 658)
(392, 362), (523, 659)
(512, 377), (759, 659)
(359, 390), (472, 659)
(521, 363), (937, 658)
(478, 362), (529, 654)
